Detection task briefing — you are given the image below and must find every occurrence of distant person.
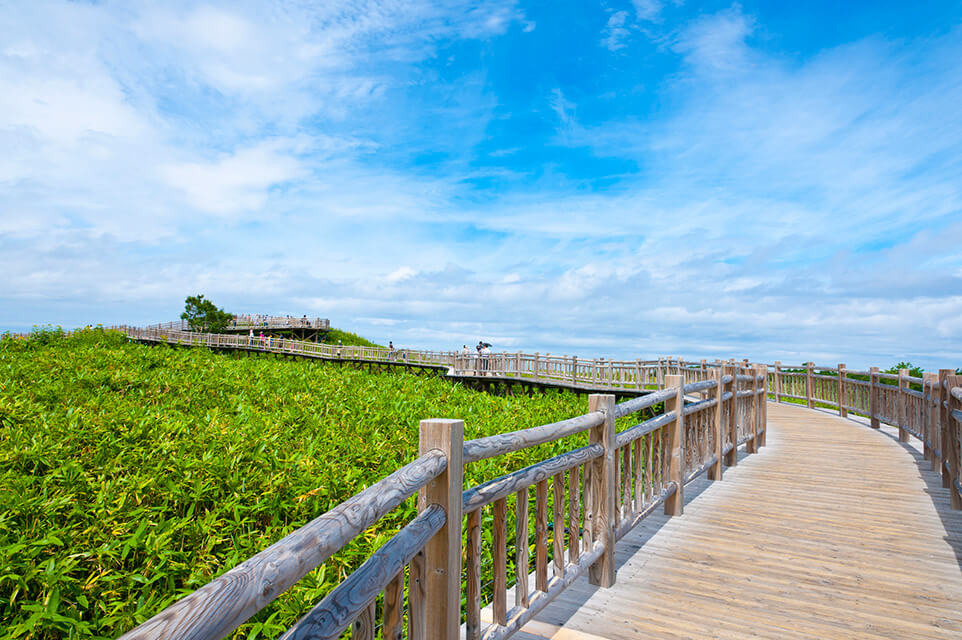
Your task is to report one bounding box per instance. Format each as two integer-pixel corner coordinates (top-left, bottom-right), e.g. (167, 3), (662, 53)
(388, 341), (395, 361)
(248, 328), (254, 345)
(481, 343), (491, 374)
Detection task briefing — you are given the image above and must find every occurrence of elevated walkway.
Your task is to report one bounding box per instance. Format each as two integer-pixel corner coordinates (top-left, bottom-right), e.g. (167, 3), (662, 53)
(509, 402), (962, 639)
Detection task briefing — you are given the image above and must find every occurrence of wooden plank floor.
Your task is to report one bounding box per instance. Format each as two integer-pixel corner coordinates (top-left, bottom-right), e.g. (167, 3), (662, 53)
(513, 402), (962, 640)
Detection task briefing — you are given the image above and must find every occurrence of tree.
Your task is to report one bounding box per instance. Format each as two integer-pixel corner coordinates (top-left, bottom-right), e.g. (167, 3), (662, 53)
(884, 362), (924, 378)
(181, 295), (232, 333)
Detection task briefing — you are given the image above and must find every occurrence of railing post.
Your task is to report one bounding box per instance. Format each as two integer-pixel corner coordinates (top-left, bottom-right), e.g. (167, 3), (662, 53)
(747, 367), (759, 453)
(897, 368), (909, 443)
(587, 394), (616, 588)
(838, 364), (847, 418)
(774, 361), (782, 403)
(418, 419), (464, 640)
(870, 367), (880, 429)
(534, 352), (540, 380)
(946, 374), (962, 510)
(664, 374), (685, 516)
(805, 362), (813, 409)
(758, 365), (768, 448)
(940, 369), (954, 491)
(927, 373), (941, 471)
(724, 365), (737, 467)
(656, 358), (664, 387)
(635, 359), (642, 390)
(708, 367), (724, 481)
(571, 355), (577, 385)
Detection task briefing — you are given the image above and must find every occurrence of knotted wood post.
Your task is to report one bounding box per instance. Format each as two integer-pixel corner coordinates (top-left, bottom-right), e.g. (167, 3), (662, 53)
(418, 419), (464, 640)
(708, 367), (724, 481)
(946, 374), (962, 510)
(870, 367), (880, 429)
(774, 361), (782, 403)
(588, 394), (616, 588)
(898, 368), (909, 443)
(940, 369), (954, 491)
(724, 365), (738, 467)
(805, 362), (813, 409)
(838, 364), (848, 418)
(664, 375), (685, 516)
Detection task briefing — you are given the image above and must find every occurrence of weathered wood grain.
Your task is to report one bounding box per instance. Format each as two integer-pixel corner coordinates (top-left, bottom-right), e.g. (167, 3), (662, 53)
(588, 394), (616, 588)
(465, 508), (481, 640)
(462, 444), (602, 512)
(515, 488), (530, 608)
(417, 419), (463, 640)
(463, 413), (604, 464)
(493, 497), (508, 625)
(664, 376), (684, 517)
(118, 450), (445, 640)
(281, 504), (444, 640)
(382, 572), (403, 640)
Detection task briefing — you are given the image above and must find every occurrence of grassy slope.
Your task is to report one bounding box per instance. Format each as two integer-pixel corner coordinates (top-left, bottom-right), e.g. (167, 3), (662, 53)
(0, 330), (596, 639)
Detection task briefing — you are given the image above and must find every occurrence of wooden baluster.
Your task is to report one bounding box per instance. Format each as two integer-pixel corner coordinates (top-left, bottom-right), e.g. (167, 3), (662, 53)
(493, 498), (507, 626)
(724, 365), (738, 467)
(417, 419), (463, 640)
(465, 509), (481, 639)
(408, 550), (425, 640)
(945, 374), (962, 510)
(805, 362), (813, 409)
(870, 367), (880, 429)
(568, 467), (580, 564)
(587, 394), (616, 587)
(664, 375), (684, 516)
(535, 479), (548, 592)
(571, 355), (578, 385)
(775, 360), (782, 402)
(940, 369), (954, 491)
(838, 364), (847, 418)
(515, 488), (529, 608)
(352, 601), (375, 640)
(709, 367), (724, 480)
(581, 462), (592, 550)
(622, 445), (632, 519)
(633, 437), (643, 511)
(383, 572), (403, 640)
(898, 368), (909, 443)
(552, 474), (565, 579)
(646, 433), (654, 500)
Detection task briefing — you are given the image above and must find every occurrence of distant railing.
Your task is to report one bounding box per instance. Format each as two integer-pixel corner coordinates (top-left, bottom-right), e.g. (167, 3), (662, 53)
(123, 325), (741, 393)
(114, 324), (771, 640)
(148, 316), (330, 332)
(766, 362), (962, 511)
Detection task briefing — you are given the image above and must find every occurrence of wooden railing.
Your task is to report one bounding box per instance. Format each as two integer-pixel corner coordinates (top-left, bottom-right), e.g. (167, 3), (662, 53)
(122, 325), (736, 393)
(149, 316), (330, 332)
(767, 362), (962, 510)
(114, 326), (770, 640)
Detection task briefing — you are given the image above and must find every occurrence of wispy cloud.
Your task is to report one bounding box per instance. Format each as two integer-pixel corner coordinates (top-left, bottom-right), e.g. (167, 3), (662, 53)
(2, 2), (960, 371)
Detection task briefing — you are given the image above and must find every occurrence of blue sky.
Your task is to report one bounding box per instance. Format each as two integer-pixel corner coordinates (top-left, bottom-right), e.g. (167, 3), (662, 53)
(2, 0), (961, 370)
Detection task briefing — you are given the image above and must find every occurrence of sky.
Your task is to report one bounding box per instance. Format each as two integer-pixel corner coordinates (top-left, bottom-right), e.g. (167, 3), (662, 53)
(1, 0), (961, 371)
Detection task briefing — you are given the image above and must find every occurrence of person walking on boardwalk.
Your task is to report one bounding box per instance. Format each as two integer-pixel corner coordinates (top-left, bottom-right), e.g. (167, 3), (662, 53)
(481, 342), (491, 375)
(388, 341), (395, 361)
(248, 328), (254, 346)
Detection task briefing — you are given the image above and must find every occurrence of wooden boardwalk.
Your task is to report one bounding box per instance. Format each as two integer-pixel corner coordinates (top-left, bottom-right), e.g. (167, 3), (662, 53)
(505, 402), (962, 640)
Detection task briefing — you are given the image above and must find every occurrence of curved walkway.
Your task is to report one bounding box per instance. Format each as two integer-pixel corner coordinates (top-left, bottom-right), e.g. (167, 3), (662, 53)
(514, 402), (962, 639)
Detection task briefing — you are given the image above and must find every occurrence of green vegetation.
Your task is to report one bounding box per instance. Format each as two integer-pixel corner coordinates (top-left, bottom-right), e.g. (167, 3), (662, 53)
(181, 295), (232, 333)
(320, 328), (382, 348)
(0, 329), (608, 639)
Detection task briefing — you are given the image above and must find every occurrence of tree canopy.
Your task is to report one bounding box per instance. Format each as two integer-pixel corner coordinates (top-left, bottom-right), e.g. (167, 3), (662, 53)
(180, 295), (232, 333)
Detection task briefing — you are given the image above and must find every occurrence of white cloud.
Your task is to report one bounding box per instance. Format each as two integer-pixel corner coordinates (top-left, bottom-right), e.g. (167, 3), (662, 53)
(161, 141), (305, 215)
(602, 11), (631, 51)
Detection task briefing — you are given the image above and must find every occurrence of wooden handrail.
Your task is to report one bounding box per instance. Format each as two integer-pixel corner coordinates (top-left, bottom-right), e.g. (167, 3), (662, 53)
(95, 325), (962, 639)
